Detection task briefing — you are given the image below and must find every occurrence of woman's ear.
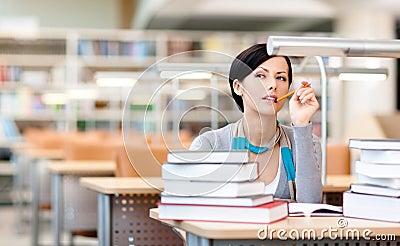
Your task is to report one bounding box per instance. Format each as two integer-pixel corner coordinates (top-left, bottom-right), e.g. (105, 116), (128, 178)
(233, 79), (242, 96)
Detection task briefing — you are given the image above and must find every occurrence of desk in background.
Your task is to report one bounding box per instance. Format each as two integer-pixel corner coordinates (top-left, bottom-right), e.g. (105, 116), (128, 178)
(150, 208), (400, 246)
(11, 145), (64, 246)
(324, 175), (356, 192)
(80, 177), (183, 246)
(46, 160), (115, 246)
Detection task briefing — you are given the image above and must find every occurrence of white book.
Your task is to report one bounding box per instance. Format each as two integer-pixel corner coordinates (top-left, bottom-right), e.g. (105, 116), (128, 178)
(343, 191), (400, 222)
(357, 173), (400, 189)
(350, 183), (400, 197)
(355, 160), (400, 178)
(163, 180), (265, 197)
(349, 138), (400, 150)
(360, 149), (400, 164)
(167, 150), (249, 164)
(158, 201), (288, 223)
(288, 203), (342, 217)
(160, 193), (273, 207)
(162, 162), (258, 182)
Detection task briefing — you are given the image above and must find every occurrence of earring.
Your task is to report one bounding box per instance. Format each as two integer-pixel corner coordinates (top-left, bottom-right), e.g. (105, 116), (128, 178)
(236, 91), (242, 96)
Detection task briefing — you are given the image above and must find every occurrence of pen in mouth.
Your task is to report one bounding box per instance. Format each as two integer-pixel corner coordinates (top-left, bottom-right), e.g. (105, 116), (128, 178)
(266, 82), (311, 103)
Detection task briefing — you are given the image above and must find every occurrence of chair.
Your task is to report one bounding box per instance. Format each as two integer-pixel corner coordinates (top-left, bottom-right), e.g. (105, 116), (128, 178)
(325, 143), (351, 205)
(326, 143), (350, 175)
(114, 143), (139, 177)
(113, 141), (183, 245)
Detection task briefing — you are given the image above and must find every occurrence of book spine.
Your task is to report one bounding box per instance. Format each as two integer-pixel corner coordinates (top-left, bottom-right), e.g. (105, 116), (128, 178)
(163, 180), (265, 197)
(162, 162), (258, 182)
(167, 152), (249, 163)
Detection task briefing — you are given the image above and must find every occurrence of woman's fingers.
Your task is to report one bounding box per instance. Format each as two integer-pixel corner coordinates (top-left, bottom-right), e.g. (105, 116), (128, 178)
(295, 87), (316, 103)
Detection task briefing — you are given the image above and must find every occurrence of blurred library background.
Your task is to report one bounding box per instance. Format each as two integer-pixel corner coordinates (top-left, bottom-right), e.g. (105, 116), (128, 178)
(0, 0), (400, 245)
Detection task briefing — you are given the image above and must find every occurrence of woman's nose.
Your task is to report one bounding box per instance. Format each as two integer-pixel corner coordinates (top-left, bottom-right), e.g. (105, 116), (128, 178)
(267, 80), (277, 91)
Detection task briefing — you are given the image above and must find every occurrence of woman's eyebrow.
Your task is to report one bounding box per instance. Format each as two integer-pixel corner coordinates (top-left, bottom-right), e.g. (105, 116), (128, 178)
(257, 66), (269, 73)
(257, 66), (287, 74)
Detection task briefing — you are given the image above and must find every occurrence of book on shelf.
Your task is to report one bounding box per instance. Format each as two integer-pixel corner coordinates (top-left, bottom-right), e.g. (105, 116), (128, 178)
(288, 203), (342, 217)
(77, 40), (94, 56)
(158, 200), (288, 224)
(0, 118), (21, 141)
(355, 160), (400, 178)
(357, 173), (400, 189)
(350, 183), (400, 197)
(160, 192), (273, 207)
(163, 180), (265, 197)
(360, 149), (400, 164)
(349, 138), (400, 150)
(167, 150), (249, 164)
(343, 191), (400, 222)
(107, 41), (120, 56)
(161, 162), (258, 182)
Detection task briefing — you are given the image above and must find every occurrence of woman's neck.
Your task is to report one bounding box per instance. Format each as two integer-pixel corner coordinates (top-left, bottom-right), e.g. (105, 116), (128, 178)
(242, 110), (277, 147)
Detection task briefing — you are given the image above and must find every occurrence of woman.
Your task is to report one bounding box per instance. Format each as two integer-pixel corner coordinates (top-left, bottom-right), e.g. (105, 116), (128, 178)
(190, 43), (322, 203)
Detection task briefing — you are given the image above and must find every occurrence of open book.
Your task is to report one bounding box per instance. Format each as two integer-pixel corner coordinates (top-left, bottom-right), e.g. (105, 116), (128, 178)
(288, 203), (342, 217)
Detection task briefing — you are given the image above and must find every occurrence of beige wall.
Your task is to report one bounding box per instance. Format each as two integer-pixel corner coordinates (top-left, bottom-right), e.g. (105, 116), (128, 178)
(0, 0), (120, 29)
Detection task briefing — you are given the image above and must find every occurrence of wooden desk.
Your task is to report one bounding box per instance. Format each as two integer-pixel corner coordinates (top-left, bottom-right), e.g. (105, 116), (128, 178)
(47, 160), (115, 246)
(46, 160), (116, 175)
(150, 208), (400, 245)
(80, 177), (182, 246)
(80, 177), (163, 194)
(323, 175), (356, 193)
(11, 144), (65, 160)
(23, 148), (65, 160)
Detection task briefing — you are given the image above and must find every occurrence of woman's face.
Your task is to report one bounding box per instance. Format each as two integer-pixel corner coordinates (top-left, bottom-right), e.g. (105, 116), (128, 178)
(238, 57), (290, 116)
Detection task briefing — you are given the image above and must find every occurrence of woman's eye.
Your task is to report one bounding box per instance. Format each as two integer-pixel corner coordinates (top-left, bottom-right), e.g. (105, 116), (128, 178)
(277, 76), (287, 81)
(255, 74), (265, 79)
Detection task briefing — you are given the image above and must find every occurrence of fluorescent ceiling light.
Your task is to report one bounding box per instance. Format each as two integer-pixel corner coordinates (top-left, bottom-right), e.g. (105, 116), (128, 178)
(267, 36), (400, 58)
(96, 78), (137, 87)
(337, 68), (388, 81)
(95, 72), (138, 87)
(175, 90), (207, 101)
(42, 93), (66, 105)
(67, 89), (98, 100)
(160, 71), (212, 80)
(293, 66), (388, 81)
(157, 63), (230, 74)
(338, 73), (387, 81)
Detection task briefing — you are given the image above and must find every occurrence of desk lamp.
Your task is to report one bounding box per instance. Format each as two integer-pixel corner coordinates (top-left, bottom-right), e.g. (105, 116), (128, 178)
(267, 36), (398, 184)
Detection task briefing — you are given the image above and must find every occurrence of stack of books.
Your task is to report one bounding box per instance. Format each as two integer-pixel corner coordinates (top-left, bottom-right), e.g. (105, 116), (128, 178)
(343, 139), (400, 222)
(158, 150), (288, 223)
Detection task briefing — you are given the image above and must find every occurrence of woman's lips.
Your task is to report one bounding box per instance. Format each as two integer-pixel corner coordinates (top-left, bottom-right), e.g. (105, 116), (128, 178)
(262, 95), (277, 103)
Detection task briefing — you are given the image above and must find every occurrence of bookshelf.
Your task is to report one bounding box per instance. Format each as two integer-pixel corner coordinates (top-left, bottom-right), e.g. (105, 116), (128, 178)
(0, 30), (67, 130)
(0, 28), (258, 132)
(0, 28), (338, 141)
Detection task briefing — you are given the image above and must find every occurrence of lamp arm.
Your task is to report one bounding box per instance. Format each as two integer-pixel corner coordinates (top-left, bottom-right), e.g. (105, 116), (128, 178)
(314, 56), (328, 186)
(296, 56), (328, 185)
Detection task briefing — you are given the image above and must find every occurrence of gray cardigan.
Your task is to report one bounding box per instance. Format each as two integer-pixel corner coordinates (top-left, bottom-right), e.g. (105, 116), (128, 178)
(190, 122), (323, 203)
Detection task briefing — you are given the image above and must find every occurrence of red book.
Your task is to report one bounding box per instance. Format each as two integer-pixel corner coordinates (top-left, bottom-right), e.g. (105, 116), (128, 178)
(158, 201), (288, 224)
(0, 65), (7, 82)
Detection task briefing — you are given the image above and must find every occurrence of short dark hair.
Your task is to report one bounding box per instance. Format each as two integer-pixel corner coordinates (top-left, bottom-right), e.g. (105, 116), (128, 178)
(229, 43), (292, 112)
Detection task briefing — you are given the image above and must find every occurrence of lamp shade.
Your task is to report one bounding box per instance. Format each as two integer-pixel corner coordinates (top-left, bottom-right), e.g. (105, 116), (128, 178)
(267, 36), (400, 58)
